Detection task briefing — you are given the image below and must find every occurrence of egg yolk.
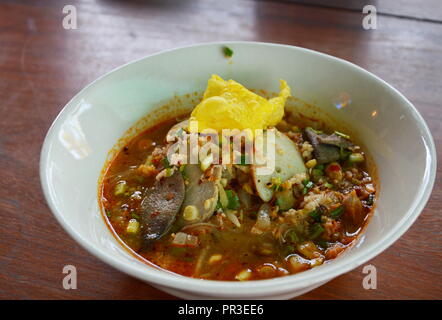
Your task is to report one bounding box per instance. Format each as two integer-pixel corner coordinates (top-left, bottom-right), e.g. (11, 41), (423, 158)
(190, 74), (291, 133)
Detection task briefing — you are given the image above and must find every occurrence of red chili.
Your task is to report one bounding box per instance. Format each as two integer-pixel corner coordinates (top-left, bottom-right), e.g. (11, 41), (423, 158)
(328, 164), (341, 172)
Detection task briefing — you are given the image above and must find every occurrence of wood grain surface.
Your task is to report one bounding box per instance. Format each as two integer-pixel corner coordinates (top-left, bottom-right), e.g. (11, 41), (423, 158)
(0, 0), (441, 300)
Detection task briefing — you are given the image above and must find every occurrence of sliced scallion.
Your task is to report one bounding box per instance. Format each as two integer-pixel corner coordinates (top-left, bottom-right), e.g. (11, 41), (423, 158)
(286, 229), (300, 243)
(334, 131), (350, 139)
(330, 206), (344, 219)
(226, 190), (240, 210)
(162, 157), (170, 168)
(309, 208), (322, 222)
(309, 223), (324, 239)
(223, 46), (234, 58)
(349, 153), (365, 163)
(302, 179), (314, 194)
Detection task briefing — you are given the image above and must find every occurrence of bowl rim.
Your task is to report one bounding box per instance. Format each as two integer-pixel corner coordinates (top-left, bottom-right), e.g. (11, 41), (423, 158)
(40, 41), (437, 296)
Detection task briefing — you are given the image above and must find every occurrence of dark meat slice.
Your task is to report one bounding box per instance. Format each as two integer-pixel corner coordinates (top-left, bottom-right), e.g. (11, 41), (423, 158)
(304, 127), (340, 164)
(176, 164), (221, 226)
(304, 128), (355, 164)
(140, 170), (185, 247)
(313, 144), (340, 165)
(317, 133), (354, 150)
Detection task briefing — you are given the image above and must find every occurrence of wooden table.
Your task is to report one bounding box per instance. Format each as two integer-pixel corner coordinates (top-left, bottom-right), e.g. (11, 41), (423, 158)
(0, 0), (441, 300)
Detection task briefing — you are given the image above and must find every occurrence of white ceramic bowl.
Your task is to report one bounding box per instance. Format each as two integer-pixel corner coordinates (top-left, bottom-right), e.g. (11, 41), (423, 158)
(40, 42), (436, 299)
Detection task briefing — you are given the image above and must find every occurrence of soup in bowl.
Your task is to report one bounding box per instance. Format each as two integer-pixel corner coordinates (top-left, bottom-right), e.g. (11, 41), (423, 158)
(40, 42), (436, 299)
(100, 74), (377, 281)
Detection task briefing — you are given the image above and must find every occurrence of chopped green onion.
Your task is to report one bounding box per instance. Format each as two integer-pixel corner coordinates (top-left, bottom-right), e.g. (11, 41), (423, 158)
(286, 229), (300, 243)
(275, 198), (282, 208)
(349, 153), (365, 163)
(324, 182), (334, 189)
(283, 244), (295, 256)
(275, 189), (295, 211)
(317, 240), (329, 249)
(105, 209), (111, 218)
(215, 199), (223, 211)
(335, 131), (350, 139)
(302, 179), (313, 188)
(308, 127), (323, 134)
(309, 208), (322, 222)
(309, 223), (324, 239)
(268, 176), (282, 191)
(165, 167), (173, 177)
(226, 190), (240, 210)
(311, 168), (324, 180)
(340, 147), (352, 160)
(131, 212), (140, 220)
(330, 206), (345, 219)
(223, 46), (233, 58)
(162, 157), (170, 168)
(302, 179), (314, 194)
